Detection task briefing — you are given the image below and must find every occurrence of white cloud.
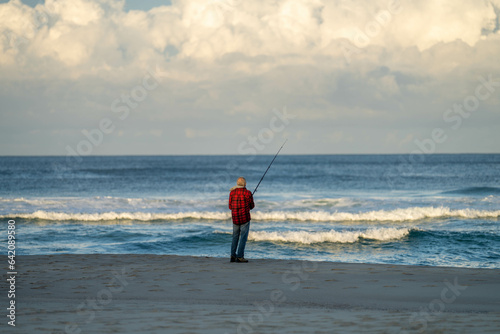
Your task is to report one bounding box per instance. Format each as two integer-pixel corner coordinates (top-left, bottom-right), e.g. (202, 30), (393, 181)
(2, 0), (499, 77)
(0, 0), (499, 154)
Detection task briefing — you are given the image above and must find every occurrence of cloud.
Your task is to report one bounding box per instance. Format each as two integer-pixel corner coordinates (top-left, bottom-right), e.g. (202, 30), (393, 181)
(2, 0), (498, 75)
(0, 0), (499, 154)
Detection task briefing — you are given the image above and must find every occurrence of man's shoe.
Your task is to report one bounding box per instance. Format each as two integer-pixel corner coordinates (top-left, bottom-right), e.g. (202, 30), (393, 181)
(236, 257), (248, 263)
(230, 256), (236, 263)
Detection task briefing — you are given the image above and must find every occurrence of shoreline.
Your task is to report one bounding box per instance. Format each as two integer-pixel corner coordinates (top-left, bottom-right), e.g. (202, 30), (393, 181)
(6, 254), (500, 333)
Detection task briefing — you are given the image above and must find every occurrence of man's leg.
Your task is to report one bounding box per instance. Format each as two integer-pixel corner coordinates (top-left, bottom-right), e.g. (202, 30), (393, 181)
(236, 221), (250, 259)
(231, 223), (240, 258)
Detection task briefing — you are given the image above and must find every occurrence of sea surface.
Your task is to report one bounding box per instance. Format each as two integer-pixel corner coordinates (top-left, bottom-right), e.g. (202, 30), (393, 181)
(1, 154), (499, 268)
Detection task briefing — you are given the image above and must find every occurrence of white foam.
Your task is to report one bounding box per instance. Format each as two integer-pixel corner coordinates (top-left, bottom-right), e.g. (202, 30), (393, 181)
(3, 210), (230, 221)
(2, 206), (499, 222)
(252, 207), (500, 222)
(248, 227), (412, 244)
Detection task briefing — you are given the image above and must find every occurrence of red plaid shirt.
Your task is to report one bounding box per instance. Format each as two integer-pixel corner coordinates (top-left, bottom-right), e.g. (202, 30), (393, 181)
(228, 187), (255, 225)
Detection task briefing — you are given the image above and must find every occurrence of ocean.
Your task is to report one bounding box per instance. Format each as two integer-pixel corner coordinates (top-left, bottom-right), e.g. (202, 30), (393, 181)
(1, 154), (499, 268)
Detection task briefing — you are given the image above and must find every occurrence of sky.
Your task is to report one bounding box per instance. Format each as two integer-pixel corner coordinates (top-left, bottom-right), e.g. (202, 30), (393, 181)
(0, 0), (499, 156)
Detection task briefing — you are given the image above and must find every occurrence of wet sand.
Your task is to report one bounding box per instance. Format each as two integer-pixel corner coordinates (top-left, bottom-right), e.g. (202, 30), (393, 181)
(4, 254), (500, 333)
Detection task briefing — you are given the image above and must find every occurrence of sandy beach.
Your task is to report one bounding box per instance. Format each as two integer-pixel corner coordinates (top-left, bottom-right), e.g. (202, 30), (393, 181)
(3, 254), (500, 333)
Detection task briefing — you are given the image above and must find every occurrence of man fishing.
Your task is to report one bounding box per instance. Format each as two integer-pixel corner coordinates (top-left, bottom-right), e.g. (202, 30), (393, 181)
(228, 139), (287, 263)
(229, 177), (254, 263)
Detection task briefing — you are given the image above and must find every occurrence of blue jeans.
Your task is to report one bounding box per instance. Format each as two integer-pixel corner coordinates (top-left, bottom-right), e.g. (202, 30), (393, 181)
(231, 222), (250, 258)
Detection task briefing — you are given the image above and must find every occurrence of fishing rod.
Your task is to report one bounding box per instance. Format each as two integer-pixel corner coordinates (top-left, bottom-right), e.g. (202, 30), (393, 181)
(253, 139), (287, 195)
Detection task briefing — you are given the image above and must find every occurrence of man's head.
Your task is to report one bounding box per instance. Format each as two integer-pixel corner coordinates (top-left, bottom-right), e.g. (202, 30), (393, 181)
(237, 177), (246, 187)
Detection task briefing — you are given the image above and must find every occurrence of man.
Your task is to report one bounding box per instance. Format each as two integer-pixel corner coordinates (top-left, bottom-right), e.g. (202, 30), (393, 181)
(228, 177), (255, 263)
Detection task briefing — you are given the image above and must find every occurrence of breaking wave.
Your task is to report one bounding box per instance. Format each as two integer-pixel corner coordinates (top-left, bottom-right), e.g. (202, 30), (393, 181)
(247, 227), (413, 244)
(253, 207), (500, 222)
(2, 206), (500, 222)
(1, 210), (229, 221)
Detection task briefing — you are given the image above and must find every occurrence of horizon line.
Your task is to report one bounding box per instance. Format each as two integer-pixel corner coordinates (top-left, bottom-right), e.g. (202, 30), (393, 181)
(1, 152), (500, 158)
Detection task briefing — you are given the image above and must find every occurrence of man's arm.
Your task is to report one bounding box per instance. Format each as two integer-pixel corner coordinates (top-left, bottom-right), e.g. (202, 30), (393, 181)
(248, 192), (255, 210)
(228, 191), (233, 210)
